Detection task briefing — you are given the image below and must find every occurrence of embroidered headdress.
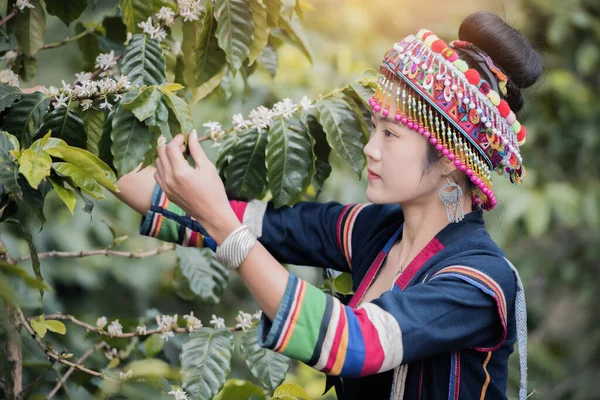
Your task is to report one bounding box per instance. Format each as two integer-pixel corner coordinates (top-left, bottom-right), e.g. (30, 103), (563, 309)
(370, 29), (527, 210)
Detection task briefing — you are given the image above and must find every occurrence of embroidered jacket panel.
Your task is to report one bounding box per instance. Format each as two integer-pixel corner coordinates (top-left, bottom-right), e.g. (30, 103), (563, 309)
(140, 184), (517, 399)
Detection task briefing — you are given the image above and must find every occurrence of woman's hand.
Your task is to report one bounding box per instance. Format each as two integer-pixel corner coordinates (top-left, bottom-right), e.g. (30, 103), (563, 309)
(154, 130), (240, 244)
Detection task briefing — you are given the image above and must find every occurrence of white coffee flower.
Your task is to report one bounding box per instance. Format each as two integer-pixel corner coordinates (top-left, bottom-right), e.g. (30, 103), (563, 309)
(156, 6), (176, 26)
(156, 314), (178, 332)
(178, 0), (203, 22)
(232, 113), (250, 131)
(96, 316), (108, 330)
(44, 86), (59, 96)
(183, 312), (202, 332)
(75, 71), (92, 82)
(15, 0), (34, 11)
(272, 98), (297, 119)
(98, 97), (112, 110)
(160, 331), (175, 341)
(2, 50), (18, 64)
(98, 78), (117, 93)
(235, 311), (253, 331)
(203, 121), (225, 141)
(299, 95), (314, 111)
(95, 51), (117, 71)
(248, 106), (273, 132)
(60, 80), (73, 96)
(105, 347), (118, 360)
(120, 369), (133, 380)
(116, 75), (132, 91)
(136, 325), (147, 335)
(0, 69), (20, 87)
(108, 319), (123, 336)
(168, 388), (189, 400)
(53, 92), (70, 109)
(209, 314), (226, 329)
(252, 310), (262, 321)
(138, 17), (154, 34)
(157, 135), (167, 147)
(125, 32), (133, 45)
(80, 99), (93, 111)
(138, 17), (167, 42)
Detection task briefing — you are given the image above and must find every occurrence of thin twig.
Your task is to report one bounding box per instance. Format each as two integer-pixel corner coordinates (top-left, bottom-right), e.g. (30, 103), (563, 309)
(14, 243), (176, 263)
(34, 312), (243, 338)
(14, 308), (117, 383)
(0, 8), (18, 27)
(46, 342), (108, 400)
(41, 29), (93, 51)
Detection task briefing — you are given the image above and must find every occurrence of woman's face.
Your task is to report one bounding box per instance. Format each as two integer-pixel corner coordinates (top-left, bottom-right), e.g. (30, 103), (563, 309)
(364, 94), (443, 205)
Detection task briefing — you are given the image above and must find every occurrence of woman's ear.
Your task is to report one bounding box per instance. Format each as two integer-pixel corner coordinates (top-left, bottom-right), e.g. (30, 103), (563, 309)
(439, 155), (459, 177)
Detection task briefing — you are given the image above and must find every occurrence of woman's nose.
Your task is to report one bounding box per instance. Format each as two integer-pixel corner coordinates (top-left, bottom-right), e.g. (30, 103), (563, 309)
(364, 132), (381, 161)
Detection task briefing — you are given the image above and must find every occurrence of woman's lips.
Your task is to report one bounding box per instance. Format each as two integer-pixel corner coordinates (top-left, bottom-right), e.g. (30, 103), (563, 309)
(367, 168), (380, 180)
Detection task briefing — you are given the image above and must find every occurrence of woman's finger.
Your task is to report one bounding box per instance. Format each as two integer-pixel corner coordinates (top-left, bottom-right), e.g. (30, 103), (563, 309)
(188, 130), (209, 168)
(157, 140), (171, 174)
(166, 136), (188, 171)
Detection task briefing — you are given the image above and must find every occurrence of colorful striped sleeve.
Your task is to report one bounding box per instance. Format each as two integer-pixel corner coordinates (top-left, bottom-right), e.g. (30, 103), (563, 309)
(258, 269), (512, 377)
(140, 183), (376, 270)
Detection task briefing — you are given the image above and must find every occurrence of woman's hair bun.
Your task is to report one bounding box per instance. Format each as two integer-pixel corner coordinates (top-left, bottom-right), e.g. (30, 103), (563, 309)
(458, 11), (544, 91)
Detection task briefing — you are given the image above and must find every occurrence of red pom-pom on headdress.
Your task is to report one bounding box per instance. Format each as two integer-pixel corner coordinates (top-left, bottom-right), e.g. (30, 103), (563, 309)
(422, 32), (434, 41)
(431, 39), (448, 54)
(497, 100), (511, 118)
(464, 69), (481, 85)
(517, 125), (527, 142)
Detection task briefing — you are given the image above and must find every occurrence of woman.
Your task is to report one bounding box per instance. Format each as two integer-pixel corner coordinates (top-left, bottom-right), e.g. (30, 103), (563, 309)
(115, 11), (543, 400)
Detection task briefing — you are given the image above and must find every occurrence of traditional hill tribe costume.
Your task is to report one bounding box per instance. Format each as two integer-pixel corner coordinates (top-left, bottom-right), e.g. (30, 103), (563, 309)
(140, 29), (529, 400)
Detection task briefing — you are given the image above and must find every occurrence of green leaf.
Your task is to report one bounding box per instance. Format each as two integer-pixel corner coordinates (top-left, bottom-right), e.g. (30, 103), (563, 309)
(258, 43), (278, 78)
(18, 148), (51, 189)
(1, 92), (50, 147)
(120, 34), (167, 86)
(173, 265), (197, 301)
(0, 84), (22, 112)
(0, 133), (22, 198)
(31, 318), (47, 338)
(247, 0), (269, 66)
(35, 105), (87, 149)
(52, 161), (104, 199)
(13, 220), (44, 297)
(340, 94), (370, 142)
(98, 106), (116, 172)
(49, 177), (77, 215)
(264, 0), (282, 26)
(144, 334), (165, 358)
(17, 56), (37, 82)
(215, 379), (266, 400)
(82, 108), (106, 156)
(272, 383), (308, 399)
(316, 96), (366, 176)
(46, 0), (87, 26)
(119, 0), (153, 33)
(182, 5), (228, 102)
(75, 22), (102, 70)
(214, 0), (255, 71)
(110, 100), (154, 176)
(44, 146), (118, 191)
(332, 272), (353, 295)
(177, 247), (229, 305)
(224, 128), (268, 200)
(181, 328), (235, 400)
(277, 16), (312, 63)
(0, 261), (49, 290)
(144, 96), (171, 139)
(159, 89), (194, 134)
(45, 320), (66, 335)
(13, 0), (46, 56)
(107, 357), (121, 369)
(124, 86), (163, 122)
(125, 358), (180, 380)
(304, 113), (331, 195)
(240, 326), (290, 392)
(29, 130), (68, 151)
(266, 115), (312, 207)
(216, 130), (238, 178)
(17, 175), (50, 225)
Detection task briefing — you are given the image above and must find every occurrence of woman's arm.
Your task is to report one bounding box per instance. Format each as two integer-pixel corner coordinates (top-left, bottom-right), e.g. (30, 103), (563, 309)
(154, 132), (513, 378)
(113, 164), (157, 215)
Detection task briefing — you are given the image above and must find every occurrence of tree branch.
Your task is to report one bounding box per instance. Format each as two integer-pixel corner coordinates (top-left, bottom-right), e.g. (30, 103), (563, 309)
(40, 28), (94, 51)
(0, 233), (16, 264)
(0, 8), (18, 27)
(45, 342), (108, 400)
(6, 305), (23, 399)
(13, 243), (177, 263)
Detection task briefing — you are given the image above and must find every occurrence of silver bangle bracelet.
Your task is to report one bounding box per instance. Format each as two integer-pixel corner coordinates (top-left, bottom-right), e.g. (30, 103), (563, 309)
(215, 225), (257, 271)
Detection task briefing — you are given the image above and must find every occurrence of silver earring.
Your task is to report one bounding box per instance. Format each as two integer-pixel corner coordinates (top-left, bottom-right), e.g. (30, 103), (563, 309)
(439, 179), (464, 223)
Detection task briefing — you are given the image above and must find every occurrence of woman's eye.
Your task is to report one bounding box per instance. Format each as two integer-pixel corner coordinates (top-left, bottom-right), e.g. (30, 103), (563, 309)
(383, 129), (395, 138)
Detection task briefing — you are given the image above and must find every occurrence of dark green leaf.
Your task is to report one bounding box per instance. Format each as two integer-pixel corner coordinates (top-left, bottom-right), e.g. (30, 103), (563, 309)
(258, 43), (277, 78)
(266, 115), (312, 207)
(16, 56), (37, 82)
(35, 104), (87, 149)
(248, 0), (269, 66)
(316, 96), (366, 176)
(213, 0), (254, 71)
(46, 0), (87, 26)
(11, 220), (43, 297)
(102, 16), (128, 45)
(224, 128), (268, 200)
(159, 89), (194, 134)
(332, 272), (353, 295)
(0, 84), (22, 112)
(182, 5), (228, 102)
(82, 108), (105, 156)
(75, 22), (102, 70)
(173, 265), (197, 301)
(18, 175), (50, 225)
(120, 33), (167, 86)
(13, 0), (45, 56)
(181, 328), (234, 400)
(216, 131), (238, 179)
(240, 326), (290, 392)
(177, 247), (229, 305)
(303, 113), (331, 195)
(1, 91), (50, 147)
(98, 106), (116, 172)
(124, 86), (162, 122)
(110, 100), (154, 176)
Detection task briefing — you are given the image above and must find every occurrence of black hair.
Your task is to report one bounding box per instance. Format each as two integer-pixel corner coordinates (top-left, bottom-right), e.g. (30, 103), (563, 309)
(423, 11), (544, 196)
